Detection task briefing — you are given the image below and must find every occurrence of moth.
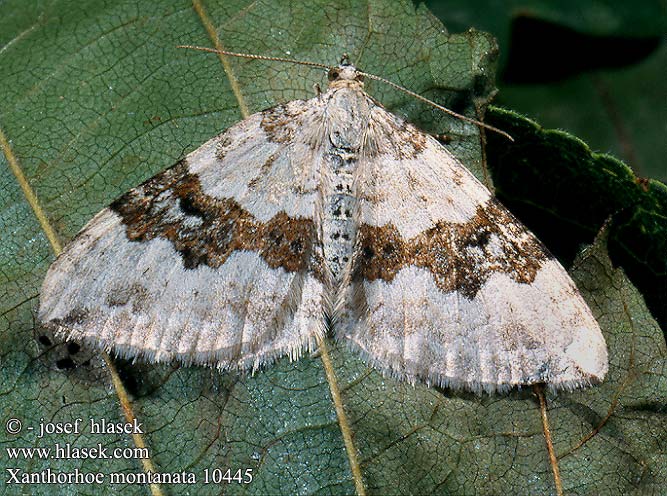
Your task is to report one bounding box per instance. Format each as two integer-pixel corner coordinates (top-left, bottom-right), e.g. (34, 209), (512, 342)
(39, 49), (608, 393)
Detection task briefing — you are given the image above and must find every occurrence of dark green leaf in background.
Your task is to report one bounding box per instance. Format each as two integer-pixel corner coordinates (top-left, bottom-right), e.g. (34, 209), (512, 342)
(1, 1), (665, 495)
(426, 0), (667, 183)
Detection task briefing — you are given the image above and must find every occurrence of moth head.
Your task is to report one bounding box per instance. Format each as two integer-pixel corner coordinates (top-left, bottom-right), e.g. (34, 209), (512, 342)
(327, 65), (365, 84)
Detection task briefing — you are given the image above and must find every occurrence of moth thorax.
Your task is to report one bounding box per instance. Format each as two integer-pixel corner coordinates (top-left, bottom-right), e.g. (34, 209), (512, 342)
(322, 152), (357, 284)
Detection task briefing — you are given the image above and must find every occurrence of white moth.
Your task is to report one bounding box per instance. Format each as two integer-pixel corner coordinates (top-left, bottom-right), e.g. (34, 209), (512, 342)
(39, 50), (607, 393)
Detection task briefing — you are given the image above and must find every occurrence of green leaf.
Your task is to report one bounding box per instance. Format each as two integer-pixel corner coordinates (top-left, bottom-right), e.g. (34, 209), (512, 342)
(425, 0), (667, 182)
(1, 1), (665, 496)
(425, 0), (666, 46)
(497, 42), (667, 183)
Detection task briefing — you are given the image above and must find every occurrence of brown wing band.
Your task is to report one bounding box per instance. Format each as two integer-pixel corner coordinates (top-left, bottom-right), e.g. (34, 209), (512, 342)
(110, 160), (319, 274)
(354, 198), (553, 299)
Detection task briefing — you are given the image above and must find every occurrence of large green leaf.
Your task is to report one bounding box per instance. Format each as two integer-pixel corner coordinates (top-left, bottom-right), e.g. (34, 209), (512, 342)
(1, 1), (665, 495)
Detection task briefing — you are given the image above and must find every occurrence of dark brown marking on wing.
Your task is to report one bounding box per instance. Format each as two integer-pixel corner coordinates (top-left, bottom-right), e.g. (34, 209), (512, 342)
(46, 308), (90, 331)
(354, 198), (553, 299)
(260, 103), (305, 144)
(109, 160), (319, 275)
(105, 283), (151, 312)
(215, 134), (233, 160)
(63, 308), (89, 326)
(248, 151), (279, 190)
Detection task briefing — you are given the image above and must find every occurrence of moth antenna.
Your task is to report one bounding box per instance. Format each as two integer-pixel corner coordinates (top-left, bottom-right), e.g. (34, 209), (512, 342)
(177, 45), (332, 71)
(178, 45), (512, 141)
(358, 71), (514, 142)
